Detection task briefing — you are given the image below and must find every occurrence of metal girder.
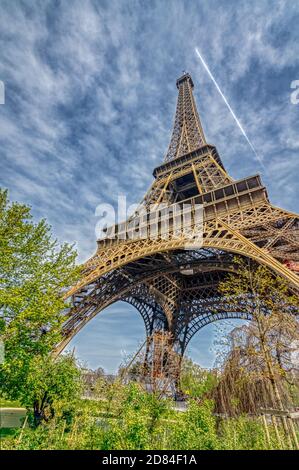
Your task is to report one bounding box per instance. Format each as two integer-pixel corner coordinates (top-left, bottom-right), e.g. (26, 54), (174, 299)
(55, 250), (235, 354)
(57, 73), (299, 373)
(65, 202), (299, 297)
(164, 73), (206, 162)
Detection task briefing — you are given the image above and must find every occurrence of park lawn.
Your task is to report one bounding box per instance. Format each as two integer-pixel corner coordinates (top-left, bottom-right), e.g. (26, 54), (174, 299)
(0, 427), (18, 438)
(0, 398), (21, 408)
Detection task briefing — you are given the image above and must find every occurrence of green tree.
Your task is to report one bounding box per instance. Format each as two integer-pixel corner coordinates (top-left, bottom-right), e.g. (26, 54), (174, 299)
(180, 357), (217, 399)
(170, 399), (217, 450)
(0, 189), (80, 422)
(218, 257), (299, 414)
(26, 354), (83, 426)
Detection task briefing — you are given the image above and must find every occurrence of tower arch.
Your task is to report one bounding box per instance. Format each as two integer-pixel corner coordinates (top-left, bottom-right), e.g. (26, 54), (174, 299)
(57, 73), (298, 390)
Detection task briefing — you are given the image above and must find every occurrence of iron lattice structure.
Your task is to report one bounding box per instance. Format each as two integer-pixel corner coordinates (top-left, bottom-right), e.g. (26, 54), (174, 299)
(56, 73), (299, 382)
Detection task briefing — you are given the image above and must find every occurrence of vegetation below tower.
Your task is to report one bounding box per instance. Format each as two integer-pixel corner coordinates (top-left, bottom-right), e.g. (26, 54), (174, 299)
(0, 189), (298, 450)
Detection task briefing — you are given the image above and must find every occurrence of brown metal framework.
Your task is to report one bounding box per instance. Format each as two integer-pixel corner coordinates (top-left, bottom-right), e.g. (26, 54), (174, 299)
(56, 73), (299, 376)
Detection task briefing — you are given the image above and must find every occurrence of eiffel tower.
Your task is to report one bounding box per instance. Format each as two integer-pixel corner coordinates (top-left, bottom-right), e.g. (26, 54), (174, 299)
(56, 73), (299, 380)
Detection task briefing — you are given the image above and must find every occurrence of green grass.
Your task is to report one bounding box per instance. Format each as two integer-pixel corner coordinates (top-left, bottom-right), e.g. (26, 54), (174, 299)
(0, 427), (18, 438)
(0, 399), (21, 408)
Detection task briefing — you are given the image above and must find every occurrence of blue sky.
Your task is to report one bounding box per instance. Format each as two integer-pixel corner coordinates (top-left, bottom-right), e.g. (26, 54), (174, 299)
(0, 0), (298, 372)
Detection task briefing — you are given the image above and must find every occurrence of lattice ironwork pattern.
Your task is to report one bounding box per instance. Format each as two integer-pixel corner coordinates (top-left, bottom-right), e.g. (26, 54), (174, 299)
(164, 74), (206, 161)
(55, 73), (299, 385)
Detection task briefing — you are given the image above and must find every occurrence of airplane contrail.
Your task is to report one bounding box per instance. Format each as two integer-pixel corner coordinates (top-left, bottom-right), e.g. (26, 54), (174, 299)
(195, 48), (264, 170)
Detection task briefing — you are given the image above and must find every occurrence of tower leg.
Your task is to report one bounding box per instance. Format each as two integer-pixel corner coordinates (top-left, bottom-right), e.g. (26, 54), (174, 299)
(139, 331), (181, 397)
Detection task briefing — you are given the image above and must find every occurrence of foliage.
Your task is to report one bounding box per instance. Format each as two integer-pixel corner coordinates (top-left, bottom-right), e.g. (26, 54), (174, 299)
(215, 257), (299, 415)
(98, 382), (169, 450)
(180, 357), (218, 398)
(0, 398), (21, 407)
(218, 415), (268, 450)
(1, 190), (298, 449)
(1, 374), (293, 450)
(168, 399), (217, 450)
(0, 189), (80, 422)
(25, 354), (83, 426)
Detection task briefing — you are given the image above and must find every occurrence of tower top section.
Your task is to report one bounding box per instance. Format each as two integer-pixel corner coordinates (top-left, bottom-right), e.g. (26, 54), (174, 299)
(176, 72), (194, 89)
(164, 73), (206, 162)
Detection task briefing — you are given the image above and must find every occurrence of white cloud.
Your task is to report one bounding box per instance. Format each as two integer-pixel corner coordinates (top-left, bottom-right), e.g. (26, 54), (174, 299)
(0, 0), (298, 370)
